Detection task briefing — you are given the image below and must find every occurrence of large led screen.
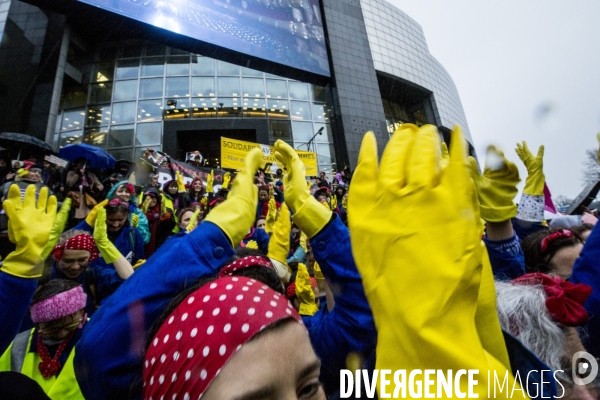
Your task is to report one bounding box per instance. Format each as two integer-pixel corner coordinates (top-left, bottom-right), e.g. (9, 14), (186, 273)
(78, 0), (330, 76)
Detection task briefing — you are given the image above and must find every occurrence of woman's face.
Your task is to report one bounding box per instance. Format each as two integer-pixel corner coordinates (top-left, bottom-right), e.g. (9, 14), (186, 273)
(116, 185), (131, 202)
(202, 322), (325, 400)
(58, 249), (91, 279)
(549, 243), (584, 280)
(193, 180), (203, 191)
(179, 211), (196, 230)
(256, 218), (266, 230)
(168, 183), (178, 195)
(148, 197), (157, 208)
(107, 211), (128, 233)
(258, 190), (269, 203)
(38, 309), (85, 342)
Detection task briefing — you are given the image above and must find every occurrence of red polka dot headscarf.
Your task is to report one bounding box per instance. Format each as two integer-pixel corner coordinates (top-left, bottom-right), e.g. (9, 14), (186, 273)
(143, 276), (303, 400)
(52, 234), (99, 262)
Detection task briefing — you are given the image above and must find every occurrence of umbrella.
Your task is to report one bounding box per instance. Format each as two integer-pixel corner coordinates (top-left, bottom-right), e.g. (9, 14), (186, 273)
(59, 143), (116, 169)
(0, 132), (54, 159)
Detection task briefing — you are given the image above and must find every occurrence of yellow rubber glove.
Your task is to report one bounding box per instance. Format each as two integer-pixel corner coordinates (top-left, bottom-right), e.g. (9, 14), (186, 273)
(94, 207), (123, 264)
(185, 208), (201, 233)
(313, 261), (324, 280)
(206, 170), (214, 193)
(515, 141), (545, 196)
(85, 199), (108, 226)
(468, 146), (520, 223)
(204, 149), (263, 245)
(2, 185), (57, 278)
(342, 194), (348, 209)
(16, 168), (28, 178)
(223, 172), (231, 190)
(296, 263), (318, 316)
(176, 170), (186, 193)
(330, 193), (337, 210)
(141, 197), (151, 213)
(267, 203), (291, 266)
(265, 197), (277, 234)
(439, 141), (450, 169)
(274, 140), (331, 238)
(40, 198), (72, 260)
(348, 125), (524, 398)
(131, 213), (139, 228)
(299, 230), (307, 252)
(245, 240), (258, 250)
(200, 196), (208, 209)
(133, 259), (146, 269)
(321, 200), (330, 210)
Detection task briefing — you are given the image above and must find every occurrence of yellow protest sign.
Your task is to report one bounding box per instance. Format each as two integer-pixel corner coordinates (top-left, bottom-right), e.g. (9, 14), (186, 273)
(220, 137), (318, 176)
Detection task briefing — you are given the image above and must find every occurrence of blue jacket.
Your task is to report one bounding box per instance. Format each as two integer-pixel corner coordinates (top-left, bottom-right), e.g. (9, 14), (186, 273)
(484, 234), (526, 280)
(570, 222), (600, 357)
(74, 220), (145, 304)
(242, 227), (270, 253)
(73, 222), (235, 399)
(301, 214), (377, 396)
(106, 181), (151, 244)
(0, 272), (37, 355)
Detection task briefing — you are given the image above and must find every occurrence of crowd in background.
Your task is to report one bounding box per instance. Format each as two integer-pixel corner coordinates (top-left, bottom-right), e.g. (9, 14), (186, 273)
(0, 125), (599, 399)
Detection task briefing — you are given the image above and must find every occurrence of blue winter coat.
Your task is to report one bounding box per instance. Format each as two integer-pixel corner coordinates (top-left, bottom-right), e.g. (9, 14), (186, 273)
(0, 272), (37, 355)
(484, 234), (526, 280)
(106, 181), (151, 244)
(74, 220), (145, 304)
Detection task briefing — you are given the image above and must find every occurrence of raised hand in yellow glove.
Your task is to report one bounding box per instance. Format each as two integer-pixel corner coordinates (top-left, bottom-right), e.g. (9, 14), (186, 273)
(222, 172), (231, 190)
(515, 141), (545, 196)
(16, 168), (29, 178)
(342, 194), (348, 209)
(245, 240), (258, 250)
(330, 193), (337, 210)
(175, 170), (186, 193)
(439, 141), (450, 169)
(299, 230), (307, 252)
(206, 170), (214, 193)
(200, 196), (208, 209)
(85, 199), (108, 226)
(141, 196), (152, 213)
(40, 198), (72, 260)
(296, 263), (318, 316)
(131, 213), (139, 227)
(348, 125), (523, 398)
(265, 197), (277, 234)
(468, 146), (520, 223)
(94, 207), (123, 264)
(185, 208), (200, 233)
(204, 149), (263, 245)
(274, 140), (331, 238)
(268, 202), (291, 265)
(2, 185), (57, 278)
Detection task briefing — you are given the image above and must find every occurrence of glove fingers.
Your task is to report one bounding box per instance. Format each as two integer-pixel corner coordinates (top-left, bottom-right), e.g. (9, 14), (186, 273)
(47, 194), (58, 217)
(445, 126), (475, 204)
(23, 184), (36, 210)
(349, 132), (378, 215)
(37, 186), (49, 211)
(467, 156), (481, 182)
(406, 124), (441, 190)
(537, 145), (544, 159)
(379, 125), (417, 190)
(232, 148), (263, 194)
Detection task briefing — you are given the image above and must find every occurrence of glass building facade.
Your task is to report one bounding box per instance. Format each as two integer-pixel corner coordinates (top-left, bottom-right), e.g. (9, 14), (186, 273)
(54, 41), (336, 174)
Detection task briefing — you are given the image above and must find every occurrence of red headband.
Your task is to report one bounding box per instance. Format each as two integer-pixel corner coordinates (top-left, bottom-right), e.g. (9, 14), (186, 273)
(511, 273), (592, 326)
(540, 229), (574, 252)
(143, 276), (302, 399)
(286, 277), (318, 299)
(218, 256), (274, 277)
(53, 234), (99, 263)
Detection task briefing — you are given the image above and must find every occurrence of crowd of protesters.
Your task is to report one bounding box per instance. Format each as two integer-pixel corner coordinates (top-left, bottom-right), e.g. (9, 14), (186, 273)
(0, 125), (599, 399)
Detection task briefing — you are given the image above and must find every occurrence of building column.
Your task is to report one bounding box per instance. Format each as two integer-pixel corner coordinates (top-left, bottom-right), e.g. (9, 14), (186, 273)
(44, 24), (70, 147)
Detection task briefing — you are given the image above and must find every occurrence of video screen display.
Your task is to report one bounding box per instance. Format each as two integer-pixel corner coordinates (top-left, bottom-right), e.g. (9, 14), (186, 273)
(78, 0), (330, 76)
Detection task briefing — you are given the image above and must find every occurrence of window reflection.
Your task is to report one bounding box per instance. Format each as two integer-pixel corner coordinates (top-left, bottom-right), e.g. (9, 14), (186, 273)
(191, 97), (217, 118)
(166, 77), (190, 97)
(141, 58), (165, 77)
(136, 122), (162, 146)
(86, 105), (111, 127)
(89, 83), (113, 104)
(289, 82), (310, 100)
(59, 130), (83, 148)
(242, 78), (265, 97)
(290, 101), (311, 120)
(312, 103), (328, 122)
(111, 102), (136, 124)
(137, 100), (163, 122)
(191, 77), (215, 96)
(269, 120), (292, 141)
(113, 80), (138, 101)
(267, 99), (289, 118)
(166, 56), (190, 76)
(242, 97), (266, 118)
(191, 56), (214, 75)
(217, 98), (242, 118)
(61, 109), (85, 131)
(291, 121), (313, 142)
(266, 79), (287, 99)
(84, 127), (108, 148)
(139, 78), (164, 98)
(216, 60), (239, 75)
(164, 98), (189, 119)
(217, 77), (240, 96)
(115, 59), (139, 80)
(109, 124), (134, 147)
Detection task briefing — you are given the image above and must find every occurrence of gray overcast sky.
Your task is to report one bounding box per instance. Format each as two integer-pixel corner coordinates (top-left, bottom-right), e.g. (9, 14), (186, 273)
(388, 0), (600, 199)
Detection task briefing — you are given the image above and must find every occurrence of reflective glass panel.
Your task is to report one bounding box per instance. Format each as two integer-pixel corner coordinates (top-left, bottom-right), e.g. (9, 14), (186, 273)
(291, 121), (313, 142)
(111, 102), (136, 124)
(313, 123), (332, 143)
(61, 109), (85, 131)
(141, 58), (165, 77)
(217, 98), (242, 118)
(166, 77), (190, 97)
(139, 78), (164, 98)
(191, 77), (215, 96)
(242, 97), (266, 118)
(59, 130), (83, 149)
(267, 99), (289, 118)
(266, 79), (287, 99)
(241, 67), (263, 77)
(191, 97), (217, 118)
(92, 62), (114, 82)
(115, 59), (139, 80)
(270, 120), (292, 141)
(317, 143), (335, 165)
(312, 103), (328, 122)
(108, 124), (134, 147)
(191, 57), (214, 75)
(216, 60), (239, 75)
(136, 122), (162, 146)
(109, 148), (133, 162)
(312, 84), (327, 102)
(242, 78), (265, 97)
(86, 105), (111, 127)
(166, 56), (190, 75)
(84, 127), (108, 148)
(164, 98), (190, 119)
(137, 100), (163, 122)
(217, 77), (240, 96)
(290, 101), (311, 120)
(289, 82), (310, 100)
(89, 82), (112, 104)
(113, 80), (138, 101)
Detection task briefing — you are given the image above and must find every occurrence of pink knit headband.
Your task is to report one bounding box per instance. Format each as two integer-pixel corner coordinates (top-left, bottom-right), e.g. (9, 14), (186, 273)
(30, 286), (87, 323)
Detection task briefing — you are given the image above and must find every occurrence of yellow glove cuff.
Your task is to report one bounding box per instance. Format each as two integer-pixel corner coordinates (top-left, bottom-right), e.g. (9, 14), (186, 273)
(479, 203), (518, 223)
(1, 250), (44, 278)
(299, 303), (318, 316)
(293, 197), (331, 238)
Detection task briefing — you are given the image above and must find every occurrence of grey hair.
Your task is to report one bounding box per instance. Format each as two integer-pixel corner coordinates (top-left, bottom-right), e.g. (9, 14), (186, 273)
(495, 281), (565, 371)
(56, 229), (91, 247)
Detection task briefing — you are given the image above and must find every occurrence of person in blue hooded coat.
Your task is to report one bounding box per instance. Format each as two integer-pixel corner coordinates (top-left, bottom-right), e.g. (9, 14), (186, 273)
(106, 181), (150, 244)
